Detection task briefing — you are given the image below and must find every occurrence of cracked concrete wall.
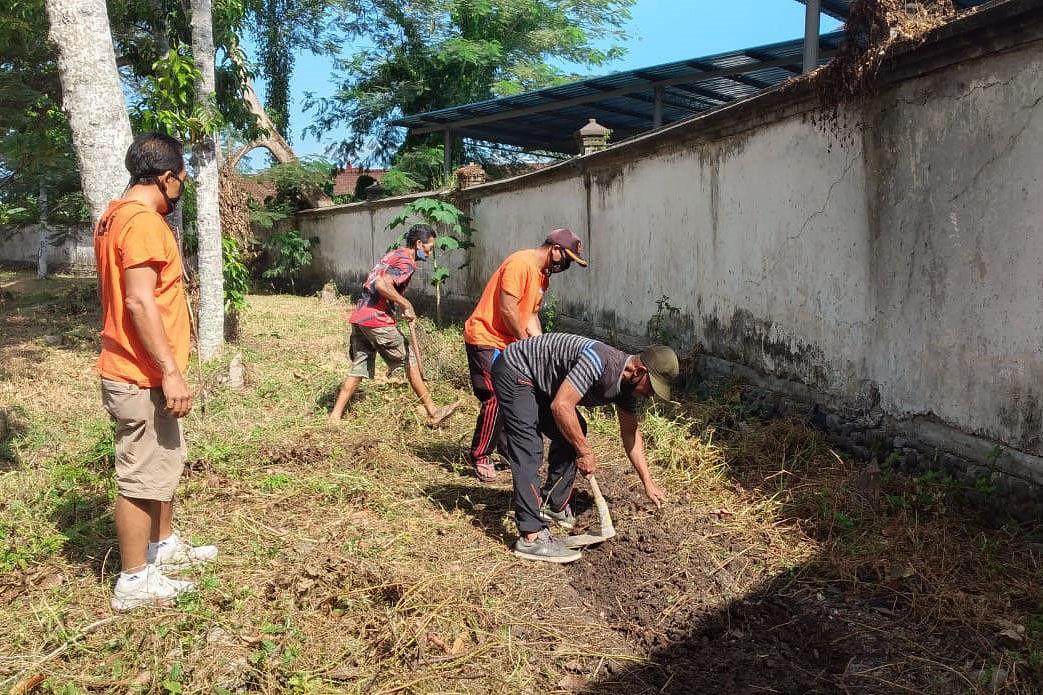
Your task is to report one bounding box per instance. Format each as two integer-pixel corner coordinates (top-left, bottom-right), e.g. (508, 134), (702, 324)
(306, 198), (449, 292)
(863, 42), (1043, 457)
(300, 38), (1043, 466)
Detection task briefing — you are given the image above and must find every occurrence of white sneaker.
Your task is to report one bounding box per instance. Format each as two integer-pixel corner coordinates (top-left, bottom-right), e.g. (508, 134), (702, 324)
(111, 565), (195, 611)
(148, 533), (219, 572)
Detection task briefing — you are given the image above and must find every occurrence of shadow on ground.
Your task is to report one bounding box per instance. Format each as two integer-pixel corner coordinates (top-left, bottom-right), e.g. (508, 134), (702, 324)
(421, 477), (599, 548)
(54, 489), (117, 579)
(0, 407), (28, 471)
(423, 482), (516, 544)
(558, 434), (1043, 694)
(0, 274), (101, 366)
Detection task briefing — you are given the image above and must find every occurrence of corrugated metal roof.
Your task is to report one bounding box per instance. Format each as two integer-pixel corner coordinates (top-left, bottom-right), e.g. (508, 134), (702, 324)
(393, 31), (847, 154)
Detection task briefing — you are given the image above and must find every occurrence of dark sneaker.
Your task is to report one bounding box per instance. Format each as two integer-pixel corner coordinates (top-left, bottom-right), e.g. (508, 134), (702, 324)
(540, 504), (576, 530)
(513, 528), (582, 563)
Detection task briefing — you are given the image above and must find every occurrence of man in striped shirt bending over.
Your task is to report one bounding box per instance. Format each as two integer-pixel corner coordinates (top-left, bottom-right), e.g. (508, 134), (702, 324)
(491, 332), (677, 563)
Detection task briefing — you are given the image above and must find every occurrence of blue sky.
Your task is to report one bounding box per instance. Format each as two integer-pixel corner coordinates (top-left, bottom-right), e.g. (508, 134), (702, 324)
(251, 0), (841, 163)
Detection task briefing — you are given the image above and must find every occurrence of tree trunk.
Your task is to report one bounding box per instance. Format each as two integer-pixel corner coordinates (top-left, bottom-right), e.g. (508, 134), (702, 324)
(224, 44), (331, 208)
(36, 182), (49, 279)
(191, 0), (224, 361)
(148, 0), (170, 56)
(45, 0), (133, 271)
(169, 204), (184, 258)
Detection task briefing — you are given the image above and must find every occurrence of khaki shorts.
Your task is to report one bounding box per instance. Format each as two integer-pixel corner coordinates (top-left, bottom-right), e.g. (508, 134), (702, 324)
(100, 379), (187, 502)
(347, 323), (416, 379)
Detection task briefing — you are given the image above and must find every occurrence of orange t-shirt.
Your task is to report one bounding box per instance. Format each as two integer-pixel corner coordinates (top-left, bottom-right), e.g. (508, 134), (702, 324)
(94, 200), (191, 387)
(464, 249), (548, 349)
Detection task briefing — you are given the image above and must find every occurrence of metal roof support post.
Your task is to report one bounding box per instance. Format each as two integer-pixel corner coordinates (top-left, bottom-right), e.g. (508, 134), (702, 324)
(443, 128), (453, 176)
(803, 0), (821, 73)
(653, 86), (663, 129)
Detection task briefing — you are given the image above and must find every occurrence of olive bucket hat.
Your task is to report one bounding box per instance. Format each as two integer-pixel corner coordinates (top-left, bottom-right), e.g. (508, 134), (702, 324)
(639, 344), (679, 401)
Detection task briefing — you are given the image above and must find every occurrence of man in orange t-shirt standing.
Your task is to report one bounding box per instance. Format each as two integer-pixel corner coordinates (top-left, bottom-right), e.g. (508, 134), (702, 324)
(462, 228), (587, 482)
(95, 133), (217, 611)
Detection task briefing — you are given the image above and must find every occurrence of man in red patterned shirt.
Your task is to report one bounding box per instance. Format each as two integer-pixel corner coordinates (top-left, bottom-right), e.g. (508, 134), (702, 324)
(329, 224), (460, 425)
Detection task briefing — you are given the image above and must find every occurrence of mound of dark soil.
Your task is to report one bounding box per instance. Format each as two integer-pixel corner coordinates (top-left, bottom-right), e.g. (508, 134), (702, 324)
(561, 468), (987, 694)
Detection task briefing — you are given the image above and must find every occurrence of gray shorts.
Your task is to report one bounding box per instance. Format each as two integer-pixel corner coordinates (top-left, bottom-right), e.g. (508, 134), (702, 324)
(101, 379), (187, 501)
(347, 323), (416, 379)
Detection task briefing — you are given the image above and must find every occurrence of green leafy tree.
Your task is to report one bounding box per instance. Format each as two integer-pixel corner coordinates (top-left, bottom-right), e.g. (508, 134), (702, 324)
(245, 0), (337, 138)
(256, 158), (336, 209)
(246, 159), (329, 291)
(0, 0), (80, 204)
(222, 235), (250, 311)
(132, 47), (223, 144)
(305, 0), (634, 165)
(388, 197), (474, 324)
(261, 230), (313, 292)
(380, 145), (448, 195)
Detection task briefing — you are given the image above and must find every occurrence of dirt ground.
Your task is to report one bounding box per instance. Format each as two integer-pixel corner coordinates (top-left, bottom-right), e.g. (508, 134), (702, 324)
(564, 465), (1027, 694)
(1, 269), (1040, 694)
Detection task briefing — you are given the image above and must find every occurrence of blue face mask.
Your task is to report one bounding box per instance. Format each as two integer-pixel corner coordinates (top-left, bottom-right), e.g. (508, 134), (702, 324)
(416, 247), (428, 262)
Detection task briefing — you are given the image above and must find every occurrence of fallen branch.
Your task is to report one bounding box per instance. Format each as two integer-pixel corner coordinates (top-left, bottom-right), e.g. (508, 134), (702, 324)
(3, 616), (120, 690)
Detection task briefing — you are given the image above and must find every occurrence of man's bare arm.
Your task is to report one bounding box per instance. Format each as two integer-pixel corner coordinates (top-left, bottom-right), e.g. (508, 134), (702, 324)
(550, 380), (597, 474)
(617, 408), (666, 507)
(525, 312), (543, 337)
(374, 274), (415, 320)
(124, 264), (192, 417)
(498, 288), (527, 340)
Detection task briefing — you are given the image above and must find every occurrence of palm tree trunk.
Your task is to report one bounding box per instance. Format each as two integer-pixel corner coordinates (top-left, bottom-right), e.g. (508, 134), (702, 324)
(44, 0), (133, 271)
(191, 0), (224, 361)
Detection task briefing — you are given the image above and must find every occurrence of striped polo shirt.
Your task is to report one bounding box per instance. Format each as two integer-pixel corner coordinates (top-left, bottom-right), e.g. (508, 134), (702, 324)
(502, 333), (640, 413)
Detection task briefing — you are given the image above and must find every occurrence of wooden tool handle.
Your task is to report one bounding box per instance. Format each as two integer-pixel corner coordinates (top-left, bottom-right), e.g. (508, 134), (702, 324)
(587, 474), (615, 535)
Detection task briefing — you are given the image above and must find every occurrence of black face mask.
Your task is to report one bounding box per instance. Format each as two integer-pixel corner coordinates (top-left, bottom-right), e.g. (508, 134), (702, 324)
(152, 174), (182, 215)
(547, 248), (572, 274)
(621, 378), (639, 398)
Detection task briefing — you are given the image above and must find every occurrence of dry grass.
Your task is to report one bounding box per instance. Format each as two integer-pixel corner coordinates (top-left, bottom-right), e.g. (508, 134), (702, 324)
(1, 268), (1040, 694)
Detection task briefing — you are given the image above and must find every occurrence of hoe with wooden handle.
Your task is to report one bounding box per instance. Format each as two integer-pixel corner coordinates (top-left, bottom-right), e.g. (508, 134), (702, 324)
(564, 475), (616, 548)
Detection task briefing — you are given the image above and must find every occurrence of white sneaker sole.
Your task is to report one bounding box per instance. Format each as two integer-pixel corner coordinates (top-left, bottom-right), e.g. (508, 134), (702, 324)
(512, 548), (582, 564)
(110, 594), (176, 612)
(154, 558), (209, 572)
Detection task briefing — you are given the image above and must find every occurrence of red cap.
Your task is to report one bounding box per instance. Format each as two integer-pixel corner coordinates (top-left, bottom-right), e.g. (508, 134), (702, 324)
(545, 228), (588, 267)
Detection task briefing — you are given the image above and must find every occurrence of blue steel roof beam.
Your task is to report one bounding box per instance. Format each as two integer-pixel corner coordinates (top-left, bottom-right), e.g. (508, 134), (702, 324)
(481, 116), (583, 140)
(626, 71), (721, 110)
(685, 61), (775, 91)
(455, 126), (573, 152)
(662, 82), (734, 106)
(543, 84), (663, 123)
(742, 49), (802, 74)
(617, 89), (709, 115)
(451, 103), (599, 136)
(517, 109), (624, 134)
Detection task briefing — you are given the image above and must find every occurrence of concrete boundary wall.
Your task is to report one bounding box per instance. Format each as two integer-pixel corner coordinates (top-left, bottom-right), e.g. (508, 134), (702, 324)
(0, 225), (86, 270)
(298, 1), (1043, 501)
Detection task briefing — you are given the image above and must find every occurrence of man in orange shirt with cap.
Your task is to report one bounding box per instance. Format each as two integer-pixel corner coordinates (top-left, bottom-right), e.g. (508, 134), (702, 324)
(95, 133), (217, 611)
(462, 228), (587, 483)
